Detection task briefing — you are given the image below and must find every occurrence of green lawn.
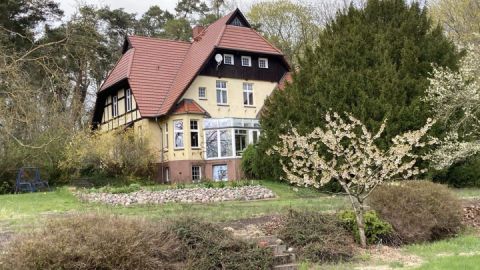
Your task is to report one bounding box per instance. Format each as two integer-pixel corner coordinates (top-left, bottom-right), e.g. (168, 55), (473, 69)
(0, 180), (347, 229)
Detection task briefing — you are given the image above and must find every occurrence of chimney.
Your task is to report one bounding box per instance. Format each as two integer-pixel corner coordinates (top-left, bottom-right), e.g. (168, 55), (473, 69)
(192, 25), (205, 39)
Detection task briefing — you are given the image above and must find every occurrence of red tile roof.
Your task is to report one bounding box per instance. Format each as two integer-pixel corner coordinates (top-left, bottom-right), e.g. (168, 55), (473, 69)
(97, 9), (287, 118)
(172, 99), (208, 115)
(278, 72), (293, 90)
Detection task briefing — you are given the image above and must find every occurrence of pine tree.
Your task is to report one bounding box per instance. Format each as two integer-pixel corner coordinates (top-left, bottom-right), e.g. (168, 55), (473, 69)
(252, 0), (460, 180)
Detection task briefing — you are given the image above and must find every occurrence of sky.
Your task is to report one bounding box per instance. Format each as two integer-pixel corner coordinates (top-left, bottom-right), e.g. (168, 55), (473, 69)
(59, 0), (253, 19)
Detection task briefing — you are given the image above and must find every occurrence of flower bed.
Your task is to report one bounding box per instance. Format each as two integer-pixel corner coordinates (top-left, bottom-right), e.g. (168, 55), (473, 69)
(76, 186), (275, 206)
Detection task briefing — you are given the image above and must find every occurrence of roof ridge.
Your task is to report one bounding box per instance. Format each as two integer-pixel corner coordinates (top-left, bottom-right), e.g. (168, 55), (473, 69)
(128, 35), (192, 44)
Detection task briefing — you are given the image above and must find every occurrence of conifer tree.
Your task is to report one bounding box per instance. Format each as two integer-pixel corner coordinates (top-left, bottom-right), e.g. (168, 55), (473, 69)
(252, 0), (460, 180)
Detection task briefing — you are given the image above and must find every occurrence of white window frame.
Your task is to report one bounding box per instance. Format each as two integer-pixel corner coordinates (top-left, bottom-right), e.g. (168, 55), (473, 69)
(125, 88), (132, 112)
(190, 120), (200, 149)
(224, 54), (234, 65)
(164, 123), (169, 151)
(258, 57), (269, 69)
(241, 56), (251, 67)
(173, 120), (184, 149)
(243, 82), (254, 106)
(192, 166), (202, 182)
(198, 87), (206, 99)
(112, 95), (118, 117)
(216, 80), (228, 105)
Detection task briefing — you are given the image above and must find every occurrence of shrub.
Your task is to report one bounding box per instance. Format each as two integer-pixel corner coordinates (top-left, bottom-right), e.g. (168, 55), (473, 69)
(0, 214), (186, 270)
(369, 181), (463, 244)
(60, 129), (155, 179)
(203, 180), (214, 188)
(432, 154), (480, 187)
(278, 210), (354, 263)
(170, 217), (273, 270)
(0, 180), (13, 194)
(339, 210), (393, 245)
(91, 183), (142, 194)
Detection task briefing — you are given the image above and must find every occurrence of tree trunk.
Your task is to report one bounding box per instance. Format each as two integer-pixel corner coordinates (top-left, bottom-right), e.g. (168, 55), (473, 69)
(354, 202), (367, 248)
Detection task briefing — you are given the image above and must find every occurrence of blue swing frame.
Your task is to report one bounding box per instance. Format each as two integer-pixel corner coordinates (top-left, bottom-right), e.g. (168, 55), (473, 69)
(15, 167), (50, 193)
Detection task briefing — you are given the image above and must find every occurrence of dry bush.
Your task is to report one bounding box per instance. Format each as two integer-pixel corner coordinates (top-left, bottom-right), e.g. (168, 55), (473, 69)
(368, 180), (463, 244)
(61, 128), (156, 178)
(278, 210), (355, 263)
(171, 217), (273, 270)
(0, 214), (186, 270)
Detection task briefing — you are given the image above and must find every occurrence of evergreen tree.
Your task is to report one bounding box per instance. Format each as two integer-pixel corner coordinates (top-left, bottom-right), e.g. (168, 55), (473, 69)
(252, 0), (460, 180)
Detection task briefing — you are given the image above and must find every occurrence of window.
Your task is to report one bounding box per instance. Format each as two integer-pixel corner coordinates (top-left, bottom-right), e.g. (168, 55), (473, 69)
(251, 130), (259, 144)
(125, 89), (132, 112)
(112, 95), (118, 117)
(241, 56), (251, 67)
(243, 83), (254, 106)
(206, 130), (218, 158)
(258, 58), (269, 68)
(235, 129), (248, 156)
(164, 167), (170, 182)
(164, 123), (169, 150)
(213, 164), (228, 181)
(174, 120), (184, 149)
(224, 54), (234, 65)
(190, 120), (199, 148)
(198, 87), (206, 99)
(205, 129), (232, 158)
(216, 80), (228, 105)
(192, 166), (201, 182)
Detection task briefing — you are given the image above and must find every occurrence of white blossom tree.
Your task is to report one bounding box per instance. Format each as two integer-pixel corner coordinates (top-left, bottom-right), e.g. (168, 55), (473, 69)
(424, 44), (480, 169)
(270, 112), (435, 248)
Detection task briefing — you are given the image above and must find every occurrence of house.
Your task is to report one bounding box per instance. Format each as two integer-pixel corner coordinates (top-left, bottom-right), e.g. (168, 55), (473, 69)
(92, 9), (291, 183)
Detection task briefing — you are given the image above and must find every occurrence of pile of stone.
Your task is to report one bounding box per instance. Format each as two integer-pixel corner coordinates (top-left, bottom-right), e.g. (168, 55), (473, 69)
(76, 186), (275, 206)
(463, 200), (480, 228)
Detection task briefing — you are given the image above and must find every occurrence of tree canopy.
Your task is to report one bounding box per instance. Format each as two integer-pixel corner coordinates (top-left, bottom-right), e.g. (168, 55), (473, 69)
(252, 0), (460, 180)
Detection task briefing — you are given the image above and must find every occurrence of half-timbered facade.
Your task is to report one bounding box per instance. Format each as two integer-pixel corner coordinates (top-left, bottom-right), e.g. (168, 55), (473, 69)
(92, 9), (291, 183)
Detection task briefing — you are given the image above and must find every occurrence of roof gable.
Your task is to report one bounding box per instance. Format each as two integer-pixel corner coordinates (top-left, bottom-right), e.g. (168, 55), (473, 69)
(95, 9), (288, 119)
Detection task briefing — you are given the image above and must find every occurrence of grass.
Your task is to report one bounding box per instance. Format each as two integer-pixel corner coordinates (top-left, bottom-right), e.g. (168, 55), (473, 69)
(0, 180), (347, 229)
(452, 187), (480, 199)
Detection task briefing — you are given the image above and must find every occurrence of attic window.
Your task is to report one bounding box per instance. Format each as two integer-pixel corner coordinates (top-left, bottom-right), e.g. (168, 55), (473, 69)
(241, 56), (251, 67)
(231, 17), (244, 27)
(224, 54), (234, 65)
(258, 58), (269, 69)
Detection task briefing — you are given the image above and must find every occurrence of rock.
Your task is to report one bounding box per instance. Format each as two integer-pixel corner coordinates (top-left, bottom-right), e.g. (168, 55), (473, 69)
(76, 185), (275, 206)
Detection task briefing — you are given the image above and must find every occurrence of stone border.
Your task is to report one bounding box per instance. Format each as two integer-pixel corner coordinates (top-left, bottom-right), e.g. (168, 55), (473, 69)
(76, 186), (275, 206)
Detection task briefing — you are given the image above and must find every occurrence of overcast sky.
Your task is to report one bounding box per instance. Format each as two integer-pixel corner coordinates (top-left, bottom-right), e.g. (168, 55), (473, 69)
(58, 0), (254, 19)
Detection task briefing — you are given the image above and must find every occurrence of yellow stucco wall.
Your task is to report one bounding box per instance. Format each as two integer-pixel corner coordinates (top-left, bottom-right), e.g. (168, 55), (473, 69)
(180, 75), (278, 118)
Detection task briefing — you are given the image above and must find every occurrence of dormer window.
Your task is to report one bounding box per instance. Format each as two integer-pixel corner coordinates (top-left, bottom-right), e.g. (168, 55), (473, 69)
(241, 56), (251, 67)
(258, 58), (269, 69)
(224, 54), (234, 65)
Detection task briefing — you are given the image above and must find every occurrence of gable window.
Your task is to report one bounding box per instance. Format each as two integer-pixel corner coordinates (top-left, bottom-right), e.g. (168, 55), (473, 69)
(198, 87), (206, 99)
(224, 54), (234, 65)
(125, 89), (132, 112)
(192, 166), (201, 182)
(243, 83), (254, 106)
(216, 80), (228, 105)
(112, 96), (118, 117)
(258, 58), (269, 69)
(241, 56), (251, 67)
(231, 17), (244, 27)
(190, 120), (199, 148)
(174, 120), (184, 149)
